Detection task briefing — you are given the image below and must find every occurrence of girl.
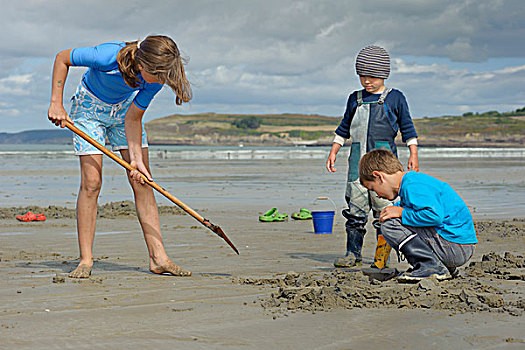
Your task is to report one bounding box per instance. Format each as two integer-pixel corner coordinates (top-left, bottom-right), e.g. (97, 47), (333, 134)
(47, 35), (192, 278)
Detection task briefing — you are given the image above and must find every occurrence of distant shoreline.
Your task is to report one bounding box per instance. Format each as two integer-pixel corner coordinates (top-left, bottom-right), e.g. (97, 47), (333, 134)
(0, 138), (524, 148)
(147, 141), (525, 148)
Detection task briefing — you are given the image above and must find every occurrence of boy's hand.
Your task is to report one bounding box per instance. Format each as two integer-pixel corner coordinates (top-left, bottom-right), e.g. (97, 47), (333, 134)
(379, 206), (403, 222)
(407, 144), (419, 171)
(326, 152), (337, 172)
(326, 142), (342, 173)
(407, 154), (419, 172)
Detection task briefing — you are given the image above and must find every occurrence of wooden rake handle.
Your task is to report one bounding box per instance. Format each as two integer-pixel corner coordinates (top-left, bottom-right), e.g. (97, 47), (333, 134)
(64, 121), (239, 254)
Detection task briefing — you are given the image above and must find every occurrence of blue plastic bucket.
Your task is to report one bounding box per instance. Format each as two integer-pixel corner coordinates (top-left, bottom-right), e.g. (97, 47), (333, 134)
(311, 210), (335, 234)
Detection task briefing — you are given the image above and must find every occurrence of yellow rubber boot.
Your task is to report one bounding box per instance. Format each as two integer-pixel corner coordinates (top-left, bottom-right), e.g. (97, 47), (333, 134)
(371, 234), (392, 269)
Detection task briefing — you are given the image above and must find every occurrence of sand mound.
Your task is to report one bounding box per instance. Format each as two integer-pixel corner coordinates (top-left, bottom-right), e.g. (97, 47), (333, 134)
(476, 219), (525, 238)
(238, 251), (524, 318)
(0, 200), (185, 219)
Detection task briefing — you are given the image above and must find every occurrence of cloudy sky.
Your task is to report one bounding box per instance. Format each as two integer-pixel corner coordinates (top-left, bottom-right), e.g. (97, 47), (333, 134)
(1, 0), (524, 132)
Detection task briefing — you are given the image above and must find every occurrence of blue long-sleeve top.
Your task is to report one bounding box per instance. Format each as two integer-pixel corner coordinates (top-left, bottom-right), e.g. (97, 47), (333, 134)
(335, 89), (418, 142)
(395, 171), (478, 244)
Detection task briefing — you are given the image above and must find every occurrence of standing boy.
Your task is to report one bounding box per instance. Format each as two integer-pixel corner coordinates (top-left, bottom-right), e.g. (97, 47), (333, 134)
(326, 45), (419, 268)
(359, 149), (477, 281)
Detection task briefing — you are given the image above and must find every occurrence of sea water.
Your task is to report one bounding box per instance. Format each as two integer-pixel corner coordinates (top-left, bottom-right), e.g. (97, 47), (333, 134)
(0, 144), (523, 219)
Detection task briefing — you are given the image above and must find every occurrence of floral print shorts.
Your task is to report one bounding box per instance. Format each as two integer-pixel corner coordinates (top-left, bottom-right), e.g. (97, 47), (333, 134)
(69, 84), (148, 155)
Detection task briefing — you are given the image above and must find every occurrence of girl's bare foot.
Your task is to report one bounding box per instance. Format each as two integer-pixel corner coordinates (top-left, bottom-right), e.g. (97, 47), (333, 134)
(150, 261), (191, 276)
(69, 264), (92, 278)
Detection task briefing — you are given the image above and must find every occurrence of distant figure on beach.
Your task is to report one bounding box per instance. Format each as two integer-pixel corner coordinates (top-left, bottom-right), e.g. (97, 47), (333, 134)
(47, 35), (192, 278)
(359, 149), (477, 281)
(326, 45), (419, 269)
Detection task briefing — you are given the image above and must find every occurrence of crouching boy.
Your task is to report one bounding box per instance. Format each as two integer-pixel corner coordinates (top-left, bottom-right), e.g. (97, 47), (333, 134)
(359, 149), (477, 282)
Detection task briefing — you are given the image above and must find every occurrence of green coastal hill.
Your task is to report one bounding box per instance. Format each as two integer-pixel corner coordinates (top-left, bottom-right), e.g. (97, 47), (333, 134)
(145, 109), (525, 147)
(0, 109), (523, 147)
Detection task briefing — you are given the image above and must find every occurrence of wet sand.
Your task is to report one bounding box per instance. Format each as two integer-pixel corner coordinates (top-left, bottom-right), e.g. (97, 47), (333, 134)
(1, 154), (524, 349)
(0, 201), (523, 349)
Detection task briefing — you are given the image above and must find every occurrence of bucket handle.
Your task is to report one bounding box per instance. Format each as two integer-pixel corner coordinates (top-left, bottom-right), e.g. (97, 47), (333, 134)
(313, 196), (337, 212)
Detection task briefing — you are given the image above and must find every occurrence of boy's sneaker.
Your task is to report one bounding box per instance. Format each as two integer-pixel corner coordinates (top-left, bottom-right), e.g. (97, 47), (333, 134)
(397, 267), (451, 282)
(334, 255), (362, 268)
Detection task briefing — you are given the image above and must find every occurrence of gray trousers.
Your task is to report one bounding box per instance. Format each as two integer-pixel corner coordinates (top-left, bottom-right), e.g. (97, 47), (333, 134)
(381, 218), (475, 268)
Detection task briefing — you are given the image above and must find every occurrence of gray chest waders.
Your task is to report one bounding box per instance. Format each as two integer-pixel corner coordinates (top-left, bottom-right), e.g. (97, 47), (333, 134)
(347, 88), (396, 182)
(339, 88), (395, 266)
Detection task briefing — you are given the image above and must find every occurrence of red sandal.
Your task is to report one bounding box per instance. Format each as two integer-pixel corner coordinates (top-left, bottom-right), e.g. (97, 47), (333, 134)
(16, 212), (46, 222)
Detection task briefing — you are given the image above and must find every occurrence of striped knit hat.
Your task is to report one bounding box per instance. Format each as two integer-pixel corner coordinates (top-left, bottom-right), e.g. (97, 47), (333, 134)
(355, 45), (390, 79)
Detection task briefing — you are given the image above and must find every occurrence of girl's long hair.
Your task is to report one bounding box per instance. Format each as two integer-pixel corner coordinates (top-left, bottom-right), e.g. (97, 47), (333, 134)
(117, 35), (192, 105)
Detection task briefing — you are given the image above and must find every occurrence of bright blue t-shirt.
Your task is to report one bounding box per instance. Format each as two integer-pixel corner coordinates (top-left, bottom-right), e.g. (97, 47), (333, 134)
(70, 41), (163, 110)
(395, 171), (478, 244)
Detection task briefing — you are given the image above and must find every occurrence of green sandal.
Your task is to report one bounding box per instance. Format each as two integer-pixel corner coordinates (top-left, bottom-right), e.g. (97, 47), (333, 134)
(259, 208), (288, 222)
(291, 208), (312, 220)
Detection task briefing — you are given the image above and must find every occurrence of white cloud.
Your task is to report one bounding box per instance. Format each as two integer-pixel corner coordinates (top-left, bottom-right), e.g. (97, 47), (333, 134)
(389, 57), (525, 117)
(0, 74), (32, 95)
(1, 74), (32, 84)
(494, 65), (525, 75)
(0, 0), (524, 131)
(316, 18), (349, 39)
(0, 108), (21, 116)
(393, 58), (447, 74)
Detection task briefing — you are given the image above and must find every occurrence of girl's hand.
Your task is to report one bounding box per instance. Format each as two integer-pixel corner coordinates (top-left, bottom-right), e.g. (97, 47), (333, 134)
(47, 103), (72, 128)
(129, 160), (153, 185)
(326, 152), (337, 172)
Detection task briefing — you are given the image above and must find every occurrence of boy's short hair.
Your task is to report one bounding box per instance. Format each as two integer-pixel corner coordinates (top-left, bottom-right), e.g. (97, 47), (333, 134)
(359, 149), (404, 182)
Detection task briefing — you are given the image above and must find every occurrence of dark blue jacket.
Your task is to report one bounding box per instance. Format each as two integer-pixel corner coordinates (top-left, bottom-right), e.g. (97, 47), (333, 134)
(335, 89), (418, 142)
